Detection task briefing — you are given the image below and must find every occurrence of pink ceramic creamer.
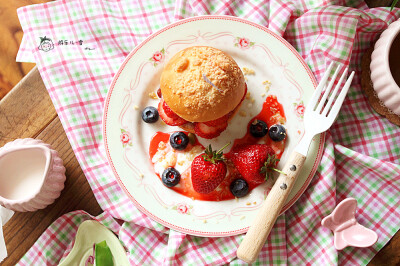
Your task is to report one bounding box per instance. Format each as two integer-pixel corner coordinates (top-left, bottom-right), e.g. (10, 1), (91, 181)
(370, 19), (400, 115)
(0, 138), (66, 212)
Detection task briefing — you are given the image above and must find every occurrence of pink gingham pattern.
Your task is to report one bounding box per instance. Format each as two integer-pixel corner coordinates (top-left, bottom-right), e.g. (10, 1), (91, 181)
(15, 0), (400, 265)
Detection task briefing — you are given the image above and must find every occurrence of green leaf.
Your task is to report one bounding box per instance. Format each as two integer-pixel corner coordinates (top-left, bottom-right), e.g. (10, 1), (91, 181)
(202, 143), (230, 164)
(95, 241), (114, 266)
(391, 0), (398, 10)
(121, 128), (126, 133)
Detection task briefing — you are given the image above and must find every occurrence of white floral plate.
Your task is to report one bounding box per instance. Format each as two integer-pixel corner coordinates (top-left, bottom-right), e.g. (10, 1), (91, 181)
(103, 16), (324, 237)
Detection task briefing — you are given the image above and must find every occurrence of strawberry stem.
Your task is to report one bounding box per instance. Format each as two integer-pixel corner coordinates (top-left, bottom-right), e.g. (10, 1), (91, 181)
(271, 168), (286, 176)
(391, 0), (398, 10)
(217, 142), (231, 154)
(202, 142), (231, 164)
(260, 154), (285, 180)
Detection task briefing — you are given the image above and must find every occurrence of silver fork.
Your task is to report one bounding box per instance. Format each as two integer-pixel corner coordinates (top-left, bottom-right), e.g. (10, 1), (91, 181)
(237, 62), (355, 264)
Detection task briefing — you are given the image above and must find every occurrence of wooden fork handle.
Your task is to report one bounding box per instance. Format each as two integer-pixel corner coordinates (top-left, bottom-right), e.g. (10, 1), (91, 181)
(236, 151), (306, 263)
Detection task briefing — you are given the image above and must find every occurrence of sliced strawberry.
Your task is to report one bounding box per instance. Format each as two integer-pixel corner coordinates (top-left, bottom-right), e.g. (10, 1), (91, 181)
(194, 121), (228, 139)
(156, 88), (162, 98)
(158, 100), (188, 126)
(203, 113), (231, 127)
(161, 99), (180, 119)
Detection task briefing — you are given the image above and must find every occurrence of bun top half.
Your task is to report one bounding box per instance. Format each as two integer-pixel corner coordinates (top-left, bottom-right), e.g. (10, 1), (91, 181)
(160, 46), (245, 122)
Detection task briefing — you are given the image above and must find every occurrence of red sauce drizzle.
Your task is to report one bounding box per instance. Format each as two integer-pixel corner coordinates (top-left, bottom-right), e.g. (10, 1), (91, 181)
(149, 95), (286, 201)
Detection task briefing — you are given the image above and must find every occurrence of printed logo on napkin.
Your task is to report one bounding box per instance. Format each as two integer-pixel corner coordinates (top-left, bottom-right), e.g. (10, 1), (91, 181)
(38, 36), (94, 52)
(38, 36), (54, 52)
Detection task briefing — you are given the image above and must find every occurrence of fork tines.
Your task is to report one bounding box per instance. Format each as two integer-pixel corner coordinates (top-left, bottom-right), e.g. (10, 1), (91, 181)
(309, 62), (355, 118)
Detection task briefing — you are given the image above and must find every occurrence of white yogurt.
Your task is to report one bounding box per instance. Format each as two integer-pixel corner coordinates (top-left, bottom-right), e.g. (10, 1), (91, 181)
(152, 141), (204, 177)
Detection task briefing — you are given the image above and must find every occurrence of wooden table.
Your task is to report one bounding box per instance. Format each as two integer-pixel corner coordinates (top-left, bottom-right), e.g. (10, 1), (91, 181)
(1, 1), (399, 265)
(0, 0), (51, 100)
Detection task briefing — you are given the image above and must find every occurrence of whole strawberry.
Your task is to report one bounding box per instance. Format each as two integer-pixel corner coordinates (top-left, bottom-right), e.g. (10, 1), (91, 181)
(191, 144), (229, 194)
(227, 144), (280, 185)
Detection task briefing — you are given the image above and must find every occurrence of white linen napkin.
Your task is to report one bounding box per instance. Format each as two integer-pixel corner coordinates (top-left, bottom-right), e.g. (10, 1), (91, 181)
(0, 206), (14, 263)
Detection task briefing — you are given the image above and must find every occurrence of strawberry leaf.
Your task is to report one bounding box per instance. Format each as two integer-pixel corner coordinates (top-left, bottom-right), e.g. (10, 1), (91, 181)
(391, 0), (398, 10)
(202, 143), (230, 164)
(95, 240), (114, 266)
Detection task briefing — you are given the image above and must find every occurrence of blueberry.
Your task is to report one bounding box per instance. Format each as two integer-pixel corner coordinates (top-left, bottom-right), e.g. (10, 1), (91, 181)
(230, 178), (249, 198)
(250, 119), (268, 138)
(268, 124), (286, 141)
(141, 106), (159, 123)
(169, 132), (189, 150)
(162, 167), (181, 187)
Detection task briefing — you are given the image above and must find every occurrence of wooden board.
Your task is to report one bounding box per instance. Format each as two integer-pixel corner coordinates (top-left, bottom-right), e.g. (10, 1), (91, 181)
(0, 67), (102, 265)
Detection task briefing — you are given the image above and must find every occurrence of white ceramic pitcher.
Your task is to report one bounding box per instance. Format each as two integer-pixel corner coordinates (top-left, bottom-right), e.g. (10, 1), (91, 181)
(0, 138), (66, 212)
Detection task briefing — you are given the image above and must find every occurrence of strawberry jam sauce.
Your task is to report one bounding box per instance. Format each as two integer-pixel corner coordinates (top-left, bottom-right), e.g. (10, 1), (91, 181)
(149, 95), (286, 201)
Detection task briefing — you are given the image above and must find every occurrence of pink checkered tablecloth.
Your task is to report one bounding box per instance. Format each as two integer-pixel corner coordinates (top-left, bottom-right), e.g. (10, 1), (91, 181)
(14, 0), (400, 265)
